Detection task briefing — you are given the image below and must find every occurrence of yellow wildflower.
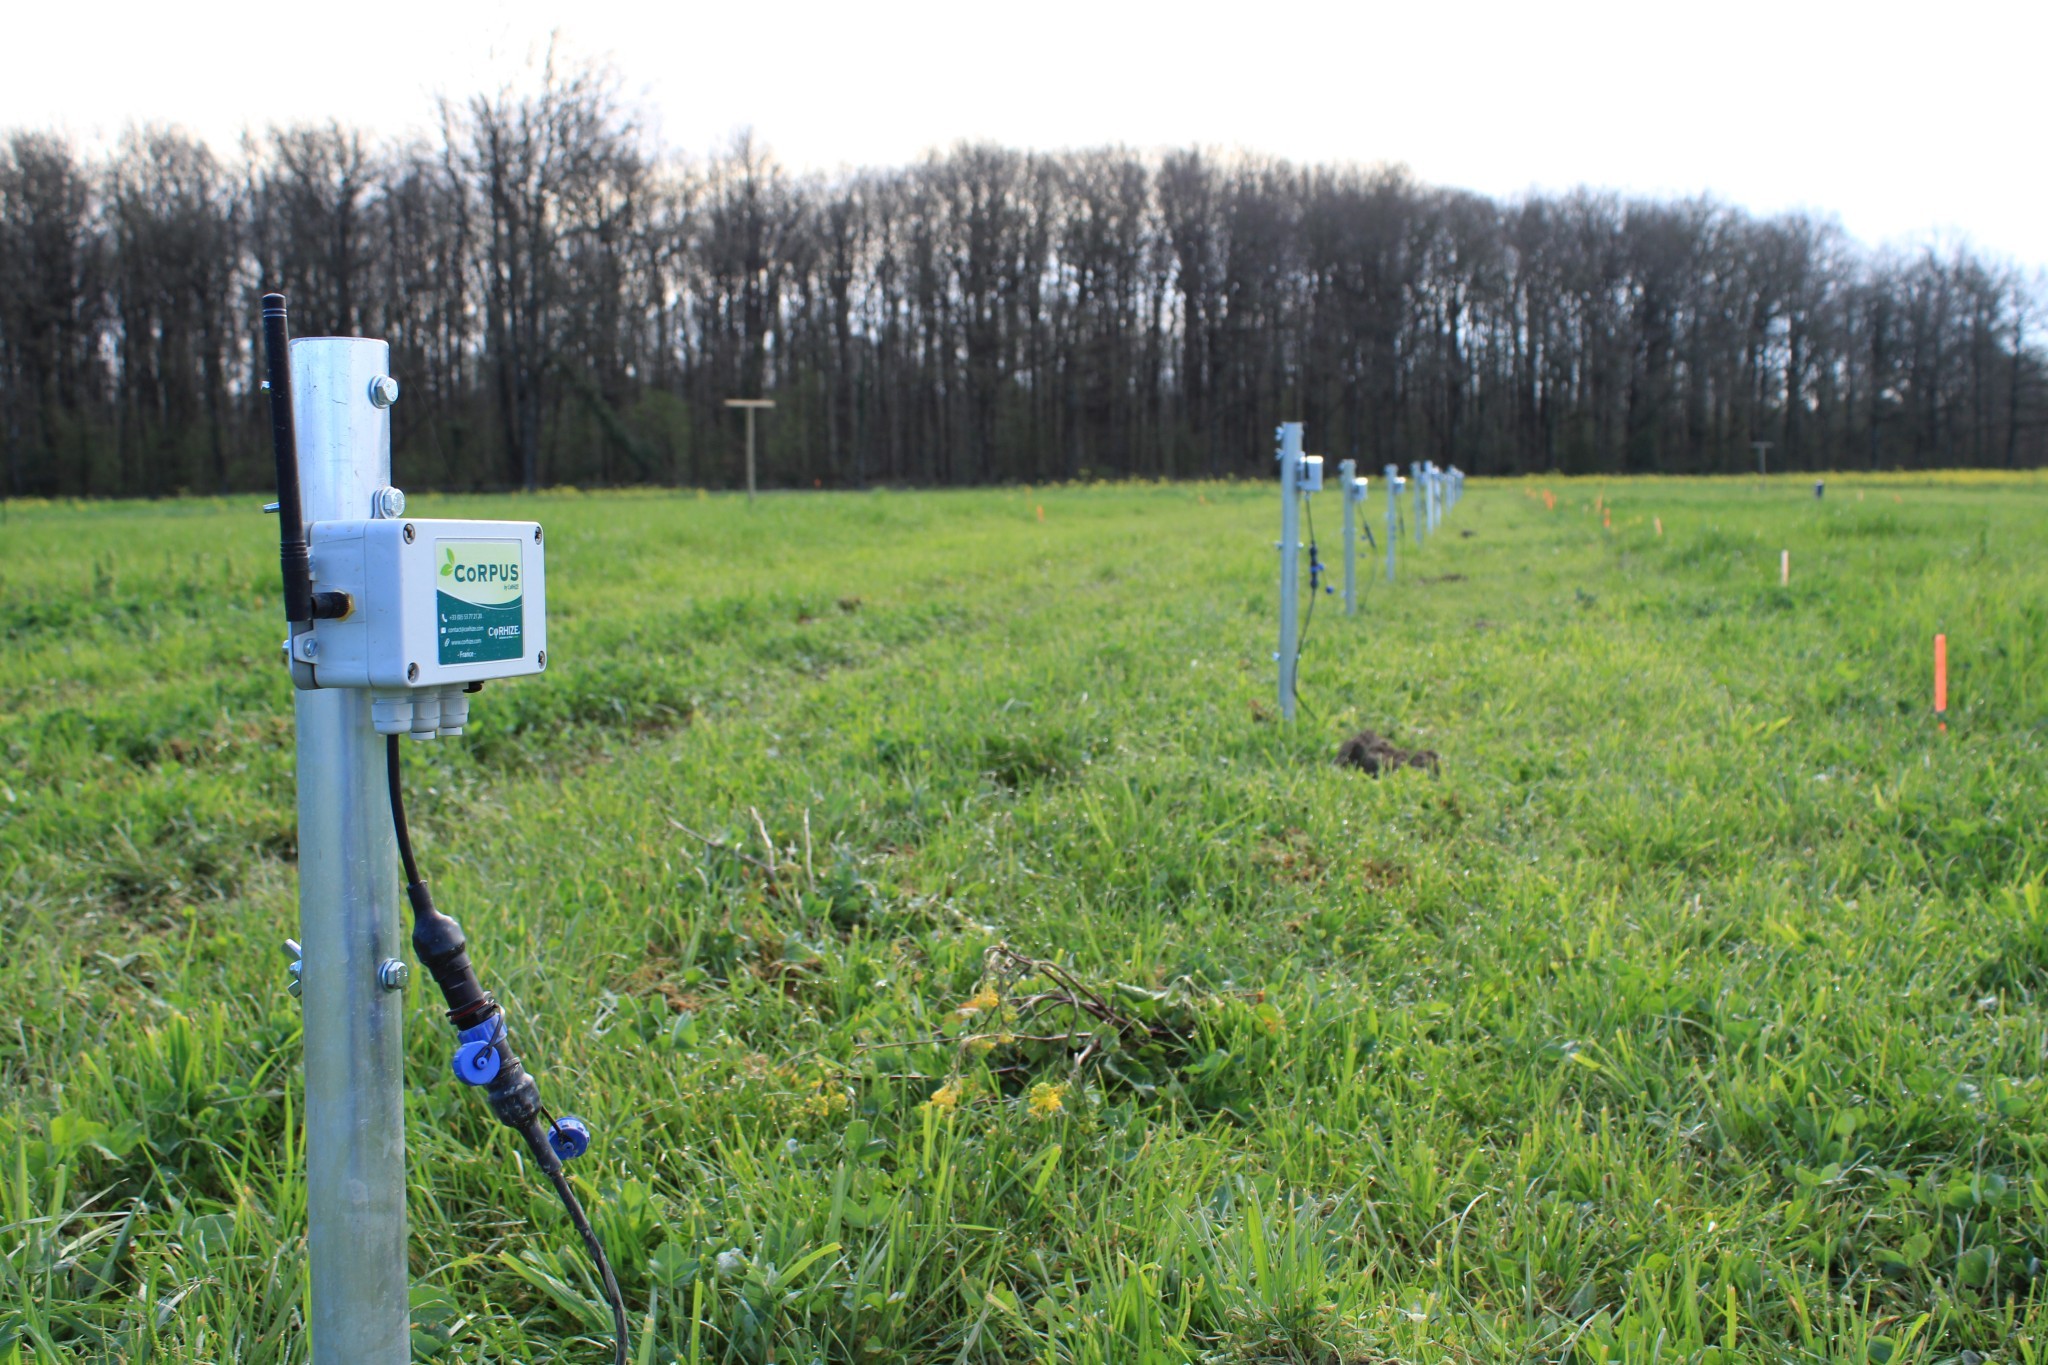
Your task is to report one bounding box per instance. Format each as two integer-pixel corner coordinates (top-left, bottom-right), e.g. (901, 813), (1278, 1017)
(927, 1080), (962, 1112)
(956, 985), (1001, 1018)
(804, 1077), (852, 1118)
(1026, 1081), (1068, 1119)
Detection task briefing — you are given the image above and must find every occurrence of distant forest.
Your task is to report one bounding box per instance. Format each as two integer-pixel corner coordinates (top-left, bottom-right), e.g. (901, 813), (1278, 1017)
(3, 61), (2043, 497)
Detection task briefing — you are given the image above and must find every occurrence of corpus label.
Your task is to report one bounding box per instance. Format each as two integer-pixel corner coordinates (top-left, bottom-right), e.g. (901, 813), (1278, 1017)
(436, 539), (523, 666)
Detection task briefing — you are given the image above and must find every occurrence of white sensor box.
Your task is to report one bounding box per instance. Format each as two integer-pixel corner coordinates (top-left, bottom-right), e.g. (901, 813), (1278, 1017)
(304, 518), (548, 690)
(1297, 456), (1324, 492)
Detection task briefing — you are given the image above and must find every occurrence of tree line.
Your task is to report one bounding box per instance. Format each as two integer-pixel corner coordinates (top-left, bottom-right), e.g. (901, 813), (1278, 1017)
(3, 62), (2042, 498)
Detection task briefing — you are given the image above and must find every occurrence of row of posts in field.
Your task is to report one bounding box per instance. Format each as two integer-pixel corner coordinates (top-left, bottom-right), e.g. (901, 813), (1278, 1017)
(1274, 422), (1463, 721)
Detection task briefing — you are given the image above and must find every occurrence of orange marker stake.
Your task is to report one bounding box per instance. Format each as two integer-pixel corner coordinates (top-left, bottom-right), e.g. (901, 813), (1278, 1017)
(1654, 516), (1663, 536)
(1935, 633), (1948, 732)
(1036, 505), (1045, 521)
(1780, 550), (1790, 585)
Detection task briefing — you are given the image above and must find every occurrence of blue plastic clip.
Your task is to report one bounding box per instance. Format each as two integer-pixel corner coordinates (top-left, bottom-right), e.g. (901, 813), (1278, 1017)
(548, 1115), (591, 1162)
(452, 1013), (505, 1086)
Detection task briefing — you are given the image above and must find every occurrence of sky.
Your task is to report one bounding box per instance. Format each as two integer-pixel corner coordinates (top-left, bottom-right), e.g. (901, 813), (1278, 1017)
(9, 0), (2044, 268)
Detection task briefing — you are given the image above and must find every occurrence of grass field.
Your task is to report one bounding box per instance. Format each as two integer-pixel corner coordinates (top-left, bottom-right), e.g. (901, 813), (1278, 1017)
(3, 471), (2046, 1364)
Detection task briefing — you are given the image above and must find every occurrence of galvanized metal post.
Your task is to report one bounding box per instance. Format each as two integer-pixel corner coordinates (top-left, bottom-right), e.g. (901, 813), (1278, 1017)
(292, 337), (411, 1365)
(1339, 458), (1358, 616)
(744, 407), (756, 501)
(724, 398), (776, 502)
(1384, 464), (1398, 582)
(1275, 423), (1302, 720)
(1411, 462), (1424, 546)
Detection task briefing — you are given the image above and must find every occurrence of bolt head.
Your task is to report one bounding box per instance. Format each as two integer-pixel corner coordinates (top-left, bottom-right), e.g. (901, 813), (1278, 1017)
(406, 662), (420, 683)
(368, 375), (400, 409)
(377, 959), (410, 990)
(299, 636), (318, 659)
(372, 486), (406, 519)
(402, 522), (416, 544)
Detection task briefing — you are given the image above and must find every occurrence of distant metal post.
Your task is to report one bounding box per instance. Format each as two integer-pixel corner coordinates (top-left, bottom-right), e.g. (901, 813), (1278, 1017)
(1411, 461), (1424, 546)
(1340, 458), (1359, 615)
(1384, 464), (1398, 582)
(724, 398), (776, 501)
(1753, 440), (1771, 477)
(1276, 424), (1303, 720)
(292, 337), (411, 1364)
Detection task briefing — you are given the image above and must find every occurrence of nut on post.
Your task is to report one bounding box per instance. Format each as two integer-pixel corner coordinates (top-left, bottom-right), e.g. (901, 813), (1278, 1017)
(367, 375), (400, 409)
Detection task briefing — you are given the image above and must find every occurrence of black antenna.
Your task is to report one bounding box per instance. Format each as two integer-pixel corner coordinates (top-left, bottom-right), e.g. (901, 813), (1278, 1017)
(261, 293), (315, 625)
(261, 294), (348, 624)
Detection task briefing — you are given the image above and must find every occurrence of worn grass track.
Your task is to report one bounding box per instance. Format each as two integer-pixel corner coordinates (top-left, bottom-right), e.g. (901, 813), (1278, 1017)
(2, 473), (2046, 1363)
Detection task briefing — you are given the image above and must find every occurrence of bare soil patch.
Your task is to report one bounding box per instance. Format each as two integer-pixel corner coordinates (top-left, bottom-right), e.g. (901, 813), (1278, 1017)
(1336, 730), (1440, 776)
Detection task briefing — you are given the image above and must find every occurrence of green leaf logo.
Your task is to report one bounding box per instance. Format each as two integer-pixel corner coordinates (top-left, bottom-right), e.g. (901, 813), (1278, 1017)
(440, 548), (455, 577)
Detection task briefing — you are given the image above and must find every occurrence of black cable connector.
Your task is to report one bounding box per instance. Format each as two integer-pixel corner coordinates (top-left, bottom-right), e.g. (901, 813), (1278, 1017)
(386, 736), (628, 1365)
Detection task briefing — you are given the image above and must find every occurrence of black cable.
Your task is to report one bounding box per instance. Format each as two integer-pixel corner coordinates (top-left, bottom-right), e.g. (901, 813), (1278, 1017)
(387, 736), (423, 890)
(385, 735), (629, 1364)
(1293, 494), (1322, 717)
(546, 1163), (631, 1365)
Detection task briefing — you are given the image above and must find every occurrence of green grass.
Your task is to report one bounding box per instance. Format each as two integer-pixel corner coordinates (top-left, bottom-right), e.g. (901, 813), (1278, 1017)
(2, 471), (2045, 1363)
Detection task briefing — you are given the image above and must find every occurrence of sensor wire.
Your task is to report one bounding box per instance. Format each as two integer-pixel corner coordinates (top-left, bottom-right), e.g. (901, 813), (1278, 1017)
(385, 735), (628, 1365)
